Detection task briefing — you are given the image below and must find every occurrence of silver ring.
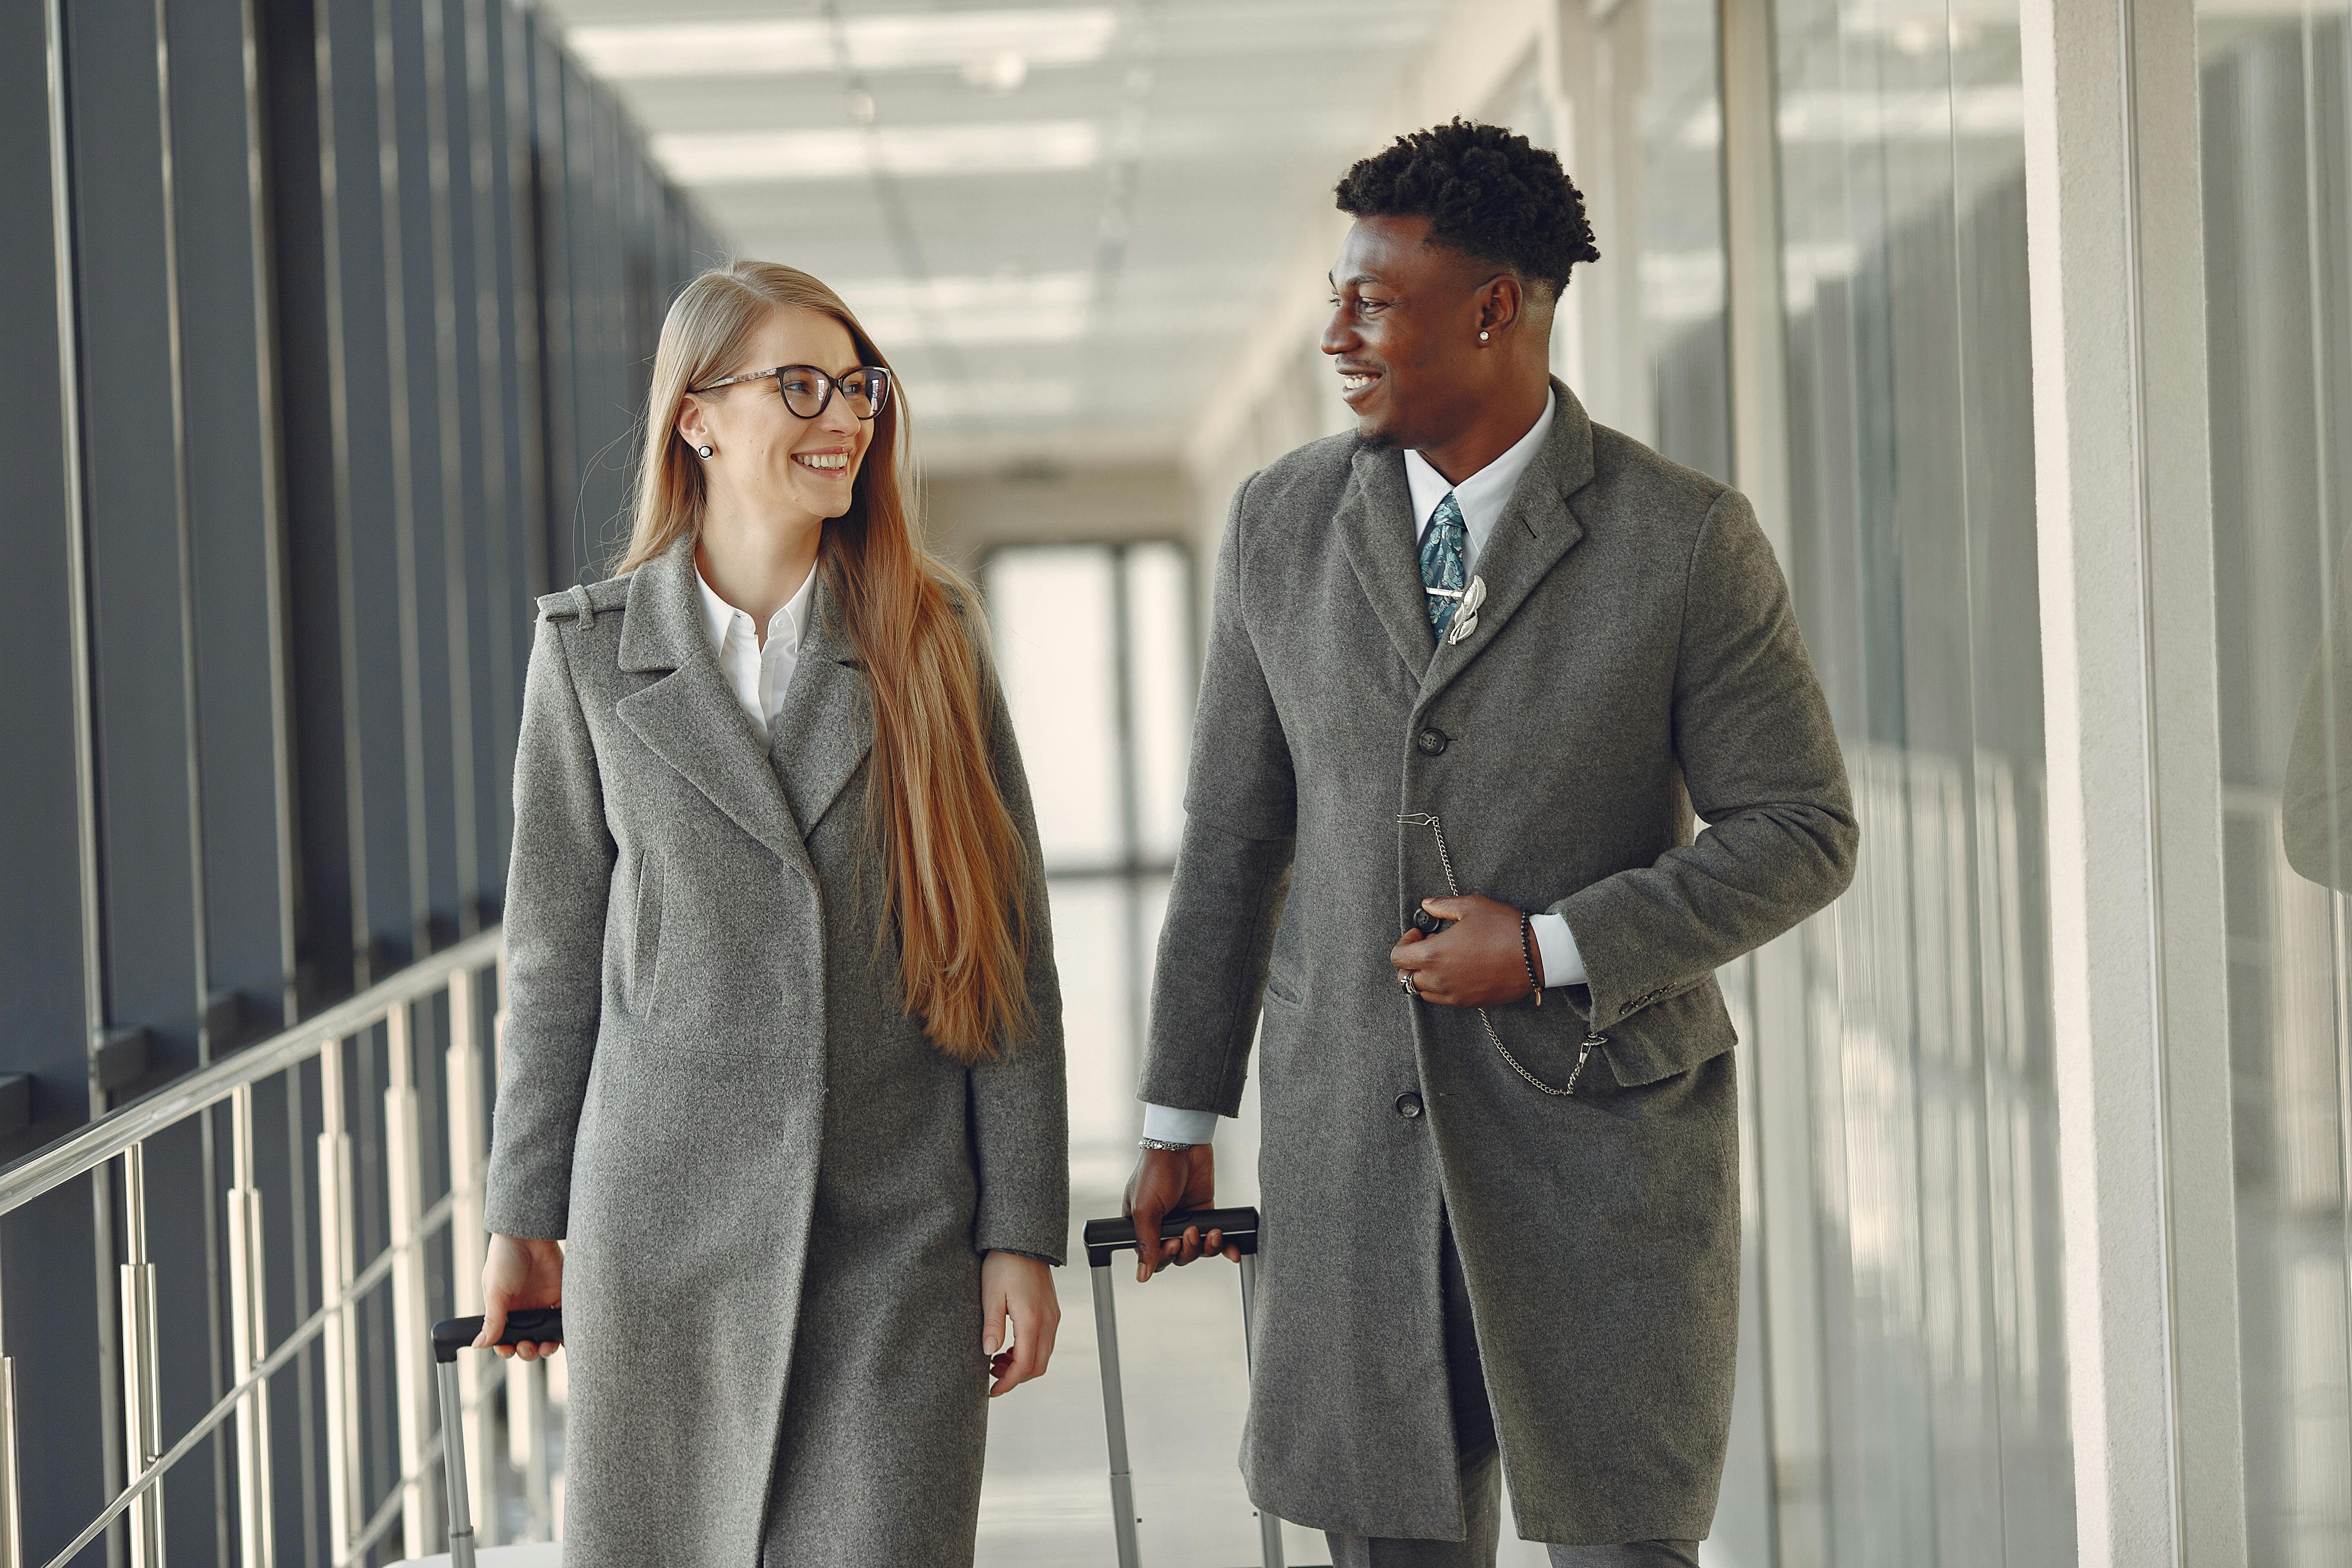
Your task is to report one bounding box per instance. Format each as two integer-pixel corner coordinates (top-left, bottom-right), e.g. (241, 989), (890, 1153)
(1398, 968), (1419, 998)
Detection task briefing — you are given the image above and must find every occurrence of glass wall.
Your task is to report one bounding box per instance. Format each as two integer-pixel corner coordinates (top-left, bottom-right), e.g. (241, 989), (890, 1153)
(2198, 5), (2352, 1561)
(983, 543), (1196, 1195)
(1753, 0), (2074, 1561)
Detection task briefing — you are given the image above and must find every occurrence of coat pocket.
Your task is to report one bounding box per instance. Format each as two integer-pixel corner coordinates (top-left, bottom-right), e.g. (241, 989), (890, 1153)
(626, 849), (666, 1014)
(1595, 980), (1736, 1089)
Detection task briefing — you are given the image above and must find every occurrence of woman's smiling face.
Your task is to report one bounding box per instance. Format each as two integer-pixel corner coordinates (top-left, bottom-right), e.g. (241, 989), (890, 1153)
(680, 305), (874, 522)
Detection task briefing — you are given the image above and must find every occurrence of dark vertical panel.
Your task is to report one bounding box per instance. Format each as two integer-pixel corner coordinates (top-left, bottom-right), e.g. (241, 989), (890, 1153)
(265, 0), (356, 1012)
(532, 25), (580, 591)
(66, 0), (204, 1084)
(170, 0), (296, 1035)
(443, 0), (501, 933)
(0, 0), (111, 1558)
(325, 0), (413, 984)
(387, 0), (460, 960)
(0, 0), (99, 1158)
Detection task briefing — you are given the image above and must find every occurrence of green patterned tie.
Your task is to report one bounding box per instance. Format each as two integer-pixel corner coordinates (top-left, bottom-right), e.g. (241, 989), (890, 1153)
(1421, 491), (1468, 638)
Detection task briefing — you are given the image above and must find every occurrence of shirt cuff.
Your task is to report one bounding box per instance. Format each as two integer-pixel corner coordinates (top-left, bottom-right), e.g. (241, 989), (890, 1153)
(1141, 1104), (1221, 1145)
(1528, 912), (1586, 987)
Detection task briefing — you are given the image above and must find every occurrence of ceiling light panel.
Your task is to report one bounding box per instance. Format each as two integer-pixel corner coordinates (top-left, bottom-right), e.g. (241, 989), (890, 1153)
(566, 9), (1116, 81)
(653, 121), (1101, 183)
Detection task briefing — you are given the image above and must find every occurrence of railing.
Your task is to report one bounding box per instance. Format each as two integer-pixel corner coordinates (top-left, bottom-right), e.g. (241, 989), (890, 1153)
(0, 927), (554, 1568)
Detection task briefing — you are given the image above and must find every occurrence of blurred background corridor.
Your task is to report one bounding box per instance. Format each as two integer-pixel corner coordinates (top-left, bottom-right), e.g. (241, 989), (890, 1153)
(4, 0), (2352, 1564)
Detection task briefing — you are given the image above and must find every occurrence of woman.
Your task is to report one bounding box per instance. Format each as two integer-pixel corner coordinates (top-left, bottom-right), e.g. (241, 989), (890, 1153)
(476, 260), (1068, 1566)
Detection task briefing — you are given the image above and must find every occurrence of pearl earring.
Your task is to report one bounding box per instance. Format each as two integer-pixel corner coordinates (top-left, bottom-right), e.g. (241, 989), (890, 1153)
(1479, 330), (1490, 342)
(697, 444), (714, 459)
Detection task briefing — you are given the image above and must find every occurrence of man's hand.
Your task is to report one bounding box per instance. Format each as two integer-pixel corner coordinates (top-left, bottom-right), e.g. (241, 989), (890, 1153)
(477, 1234), (565, 1360)
(1390, 894), (1540, 1008)
(981, 1251), (1060, 1396)
(1124, 1143), (1240, 1283)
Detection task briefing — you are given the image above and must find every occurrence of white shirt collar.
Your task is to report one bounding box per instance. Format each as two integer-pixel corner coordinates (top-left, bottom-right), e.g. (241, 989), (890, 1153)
(1403, 386), (1557, 568)
(695, 559), (817, 658)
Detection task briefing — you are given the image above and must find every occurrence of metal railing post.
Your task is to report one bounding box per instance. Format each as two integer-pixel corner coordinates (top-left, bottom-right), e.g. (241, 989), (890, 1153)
(316, 1038), (359, 1566)
(0, 1221), (22, 1568)
(383, 1002), (435, 1560)
(225, 1084), (275, 1568)
(117, 1144), (165, 1567)
(444, 968), (495, 1547)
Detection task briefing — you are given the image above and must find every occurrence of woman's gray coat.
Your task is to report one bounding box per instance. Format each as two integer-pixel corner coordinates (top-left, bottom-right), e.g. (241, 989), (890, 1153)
(1140, 383), (1857, 1546)
(483, 535), (1069, 1567)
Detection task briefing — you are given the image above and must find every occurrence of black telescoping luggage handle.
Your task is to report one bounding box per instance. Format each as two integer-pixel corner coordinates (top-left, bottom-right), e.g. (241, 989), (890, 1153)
(431, 1307), (563, 1363)
(1083, 1207), (1260, 1268)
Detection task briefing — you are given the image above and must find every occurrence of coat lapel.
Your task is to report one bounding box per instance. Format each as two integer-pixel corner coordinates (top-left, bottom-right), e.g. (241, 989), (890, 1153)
(1336, 442), (1441, 678)
(1417, 379), (1596, 708)
(765, 575), (874, 835)
(612, 537), (816, 880)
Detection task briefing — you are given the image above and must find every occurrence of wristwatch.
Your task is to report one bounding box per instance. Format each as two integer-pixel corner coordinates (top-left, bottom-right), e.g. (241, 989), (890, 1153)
(1137, 1136), (1198, 1153)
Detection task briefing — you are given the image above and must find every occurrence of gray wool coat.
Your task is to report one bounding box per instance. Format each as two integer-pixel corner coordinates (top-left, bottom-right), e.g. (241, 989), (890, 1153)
(1141, 381), (1857, 1547)
(483, 535), (1069, 1567)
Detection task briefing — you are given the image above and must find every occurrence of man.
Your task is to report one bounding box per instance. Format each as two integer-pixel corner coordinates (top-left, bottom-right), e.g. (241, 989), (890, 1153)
(1124, 121), (1857, 1567)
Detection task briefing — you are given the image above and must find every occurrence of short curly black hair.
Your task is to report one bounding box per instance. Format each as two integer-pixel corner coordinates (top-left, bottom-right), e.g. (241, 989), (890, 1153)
(1334, 119), (1600, 307)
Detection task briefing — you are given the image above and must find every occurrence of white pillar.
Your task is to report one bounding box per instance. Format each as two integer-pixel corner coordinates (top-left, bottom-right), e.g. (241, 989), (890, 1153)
(2018, 0), (2246, 1560)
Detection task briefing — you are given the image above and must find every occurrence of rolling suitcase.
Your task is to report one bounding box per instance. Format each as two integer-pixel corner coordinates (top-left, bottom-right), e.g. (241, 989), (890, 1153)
(1082, 1206), (1325, 1568)
(396, 1307), (567, 1568)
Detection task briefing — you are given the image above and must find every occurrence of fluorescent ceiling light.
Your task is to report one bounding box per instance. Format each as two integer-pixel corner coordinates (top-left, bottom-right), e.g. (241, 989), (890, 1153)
(566, 9), (1117, 81)
(837, 272), (1094, 348)
(653, 121), (1101, 183)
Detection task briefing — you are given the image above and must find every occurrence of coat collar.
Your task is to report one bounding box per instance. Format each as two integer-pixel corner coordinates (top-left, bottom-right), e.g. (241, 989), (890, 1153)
(1336, 379), (1595, 694)
(612, 535), (871, 879)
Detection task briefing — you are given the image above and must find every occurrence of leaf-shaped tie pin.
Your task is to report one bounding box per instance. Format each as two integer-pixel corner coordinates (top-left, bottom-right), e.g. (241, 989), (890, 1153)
(1445, 575), (1488, 645)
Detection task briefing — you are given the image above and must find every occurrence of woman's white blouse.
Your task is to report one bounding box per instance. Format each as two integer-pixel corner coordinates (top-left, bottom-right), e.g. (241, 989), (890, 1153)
(695, 565), (819, 748)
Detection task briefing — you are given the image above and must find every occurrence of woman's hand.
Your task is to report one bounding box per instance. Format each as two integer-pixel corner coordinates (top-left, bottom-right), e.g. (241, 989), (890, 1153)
(477, 1234), (565, 1361)
(980, 1251), (1059, 1397)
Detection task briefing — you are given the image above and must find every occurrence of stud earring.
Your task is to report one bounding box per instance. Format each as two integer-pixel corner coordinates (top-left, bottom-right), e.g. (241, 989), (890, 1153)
(697, 444), (714, 459)
(1479, 330), (1490, 342)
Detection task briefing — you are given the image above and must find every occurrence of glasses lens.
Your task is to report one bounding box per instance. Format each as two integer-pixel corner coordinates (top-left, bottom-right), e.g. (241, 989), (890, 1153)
(841, 368), (889, 419)
(774, 368), (829, 419)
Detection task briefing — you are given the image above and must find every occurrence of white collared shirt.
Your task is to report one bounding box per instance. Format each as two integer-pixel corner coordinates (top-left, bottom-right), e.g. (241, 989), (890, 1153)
(1139, 390), (1588, 1148)
(695, 564), (819, 749)
(1403, 385), (1557, 571)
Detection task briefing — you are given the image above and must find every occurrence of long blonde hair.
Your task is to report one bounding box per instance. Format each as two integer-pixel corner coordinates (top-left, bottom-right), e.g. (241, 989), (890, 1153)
(616, 260), (1030, 1064)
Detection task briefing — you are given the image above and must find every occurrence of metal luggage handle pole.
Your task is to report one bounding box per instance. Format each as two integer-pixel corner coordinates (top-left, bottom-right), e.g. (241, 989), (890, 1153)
(1082, 1208), (1285, 1568)
(429, 1310), (564, 1568)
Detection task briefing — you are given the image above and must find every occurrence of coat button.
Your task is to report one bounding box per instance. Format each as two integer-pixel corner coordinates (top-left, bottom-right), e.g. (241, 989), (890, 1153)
(1415, 727), (1449, 756)
(1395, 1091), (1424, 1119)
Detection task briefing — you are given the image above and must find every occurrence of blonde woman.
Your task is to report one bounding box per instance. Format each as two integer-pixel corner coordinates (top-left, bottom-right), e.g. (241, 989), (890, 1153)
(475, 260), (1068, 1566)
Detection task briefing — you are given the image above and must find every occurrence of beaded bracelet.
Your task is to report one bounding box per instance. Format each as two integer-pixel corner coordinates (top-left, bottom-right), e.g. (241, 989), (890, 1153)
(1518, 913), (1544, 1005)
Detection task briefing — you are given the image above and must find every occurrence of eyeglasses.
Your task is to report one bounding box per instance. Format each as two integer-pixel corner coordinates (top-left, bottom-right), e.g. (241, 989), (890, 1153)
(689, 363), (892, 421)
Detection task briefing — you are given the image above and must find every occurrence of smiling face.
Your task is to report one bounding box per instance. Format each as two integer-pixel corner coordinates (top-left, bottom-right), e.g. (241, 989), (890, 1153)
(1321, 214), (1515, 454)
(676, 304), (873, 524)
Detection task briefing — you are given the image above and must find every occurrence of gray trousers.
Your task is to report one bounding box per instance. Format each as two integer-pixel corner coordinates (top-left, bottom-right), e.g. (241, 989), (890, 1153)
(1322, 1224), (1702, 1568)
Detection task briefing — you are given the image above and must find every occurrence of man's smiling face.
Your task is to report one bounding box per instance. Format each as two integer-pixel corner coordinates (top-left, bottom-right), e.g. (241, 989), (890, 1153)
(1321, 214), (1490, 453)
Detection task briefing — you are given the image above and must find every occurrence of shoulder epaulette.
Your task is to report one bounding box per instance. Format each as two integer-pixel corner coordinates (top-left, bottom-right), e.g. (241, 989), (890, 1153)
(537, 576), (631, 627)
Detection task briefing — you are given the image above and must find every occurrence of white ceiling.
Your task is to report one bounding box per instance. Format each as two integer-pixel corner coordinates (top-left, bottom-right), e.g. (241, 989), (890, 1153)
(534, 0), (1454, 474)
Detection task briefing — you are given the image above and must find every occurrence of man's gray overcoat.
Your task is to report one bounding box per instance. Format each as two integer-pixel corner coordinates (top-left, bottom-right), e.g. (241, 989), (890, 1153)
(483, 536), (1069, 1567)
(1141, 383), (1857, 1547)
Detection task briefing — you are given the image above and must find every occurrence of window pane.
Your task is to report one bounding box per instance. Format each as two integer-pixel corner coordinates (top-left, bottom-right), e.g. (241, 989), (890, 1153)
(1766, 0), (2073, 1557)
(987, 547), (1123, 870)
(2195, 9), (2352, 1557)
(1125, 543), (1193, 865)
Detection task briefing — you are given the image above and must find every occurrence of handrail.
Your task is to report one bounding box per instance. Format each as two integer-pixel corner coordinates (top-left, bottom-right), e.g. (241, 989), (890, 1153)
(0, 926), (501, 1215)
(37, 1188), (457, 1568)
(0, 924), (539, 1568)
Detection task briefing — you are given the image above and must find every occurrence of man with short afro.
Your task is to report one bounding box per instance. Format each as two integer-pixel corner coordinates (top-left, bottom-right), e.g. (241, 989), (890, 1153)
(1126, 119), (1856, 1568)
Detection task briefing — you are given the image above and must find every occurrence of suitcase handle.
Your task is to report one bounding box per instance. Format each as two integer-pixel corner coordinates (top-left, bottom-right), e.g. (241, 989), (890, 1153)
(431, 1307), (564, 1363)
(1082, 1206), (1260, 1267)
